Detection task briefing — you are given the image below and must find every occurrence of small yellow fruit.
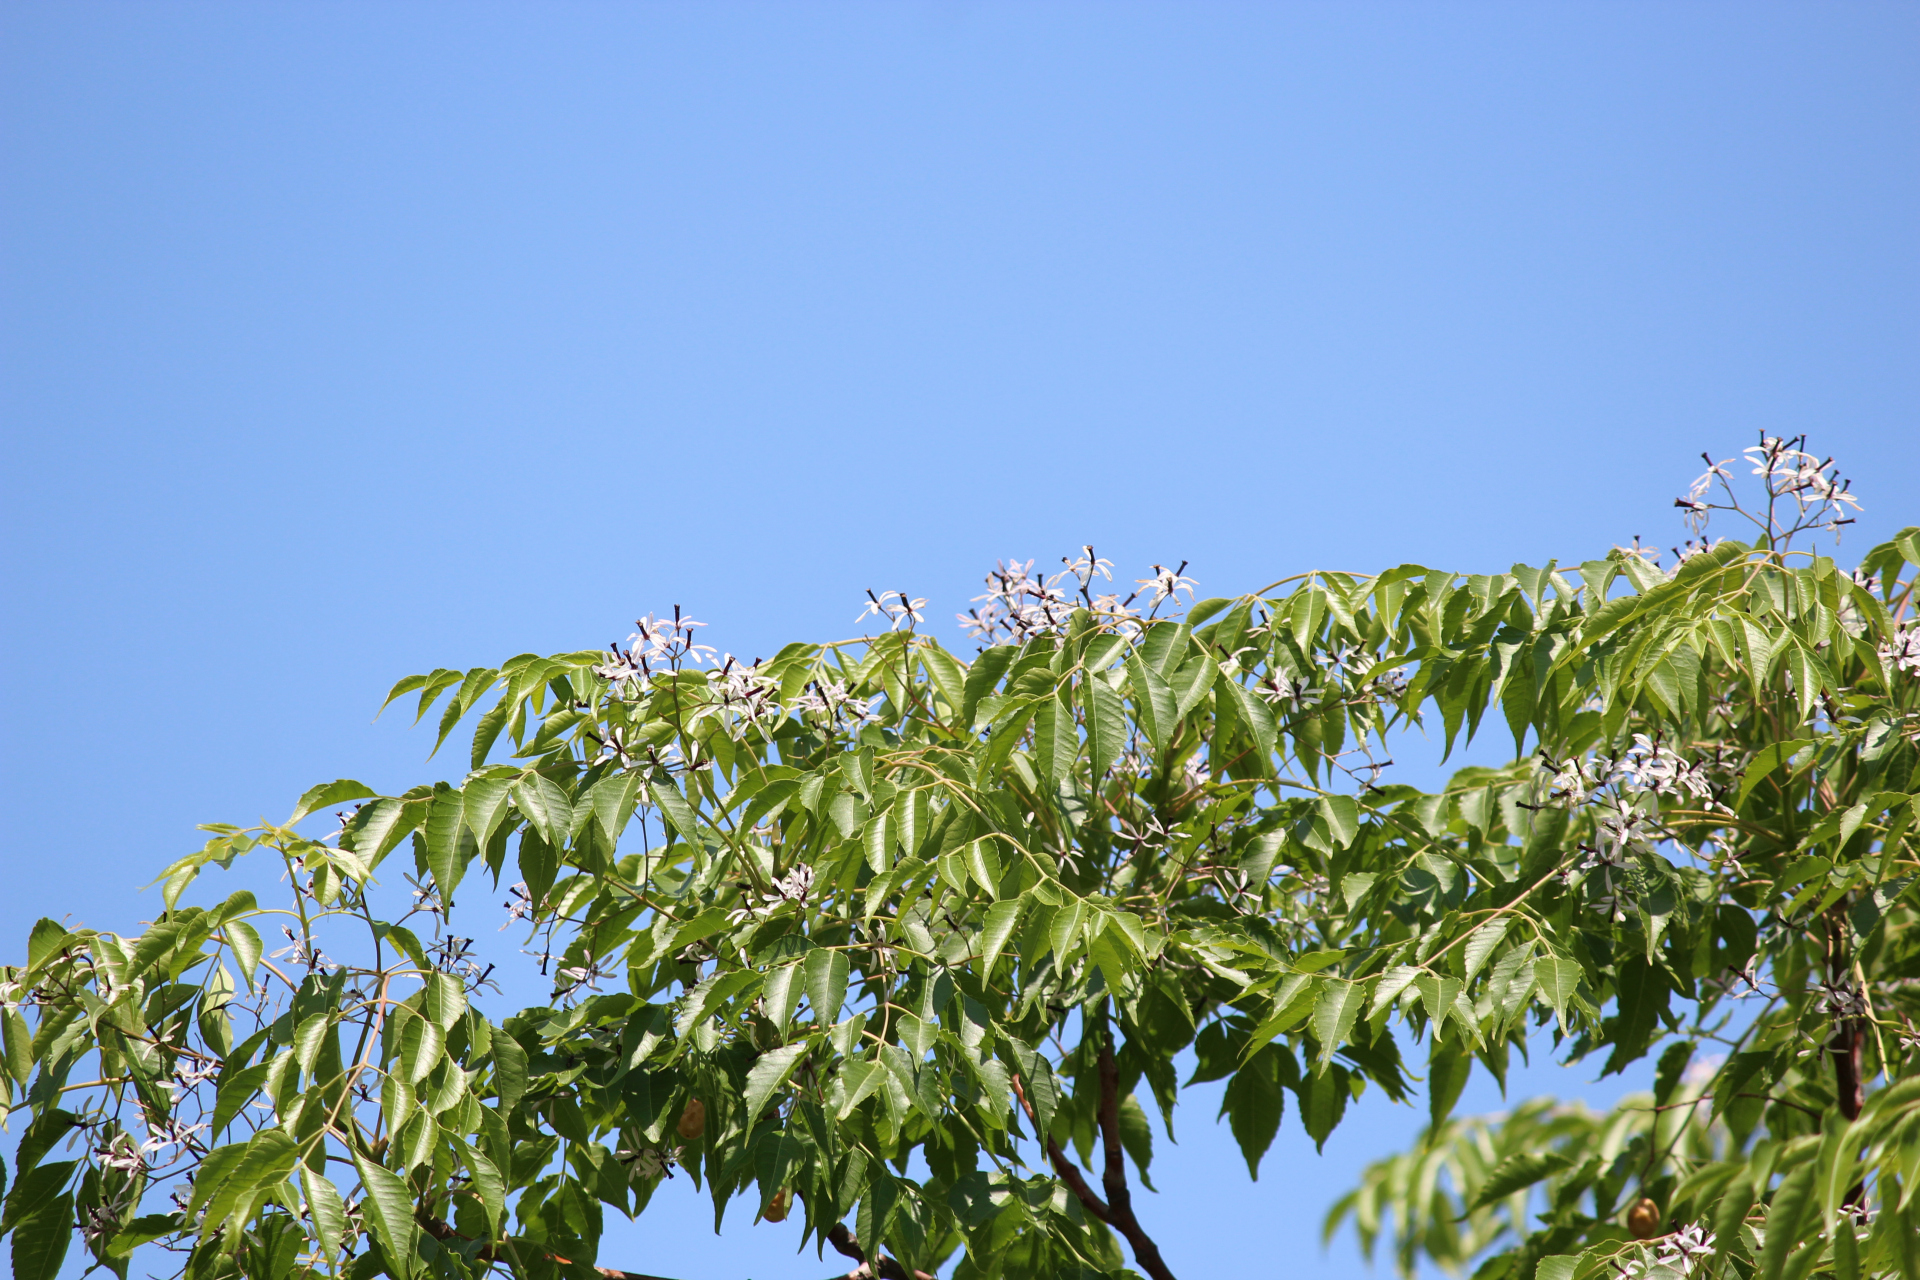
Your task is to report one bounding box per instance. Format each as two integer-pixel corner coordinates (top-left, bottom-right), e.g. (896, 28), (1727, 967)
(1627, 1197), (1662, 1240)
(764, 1187), (791, 1223)
(676, 1098), (707, 1140)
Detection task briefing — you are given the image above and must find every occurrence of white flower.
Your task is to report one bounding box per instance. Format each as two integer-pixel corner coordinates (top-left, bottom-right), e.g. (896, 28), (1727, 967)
(1540, 752), (1599, 808)
(500, 882), (534, 929)
(772, 864), (814, 903)
(96, 1135), (147, 1174)
(794, 678), (876, 727)
(1136, 563), (1197, 608)
(1617, 734), (1714, 799)
(856, 590), (928, 632)
(1881, 627), (1920, 675)
(1815, 980), (1867, 1018)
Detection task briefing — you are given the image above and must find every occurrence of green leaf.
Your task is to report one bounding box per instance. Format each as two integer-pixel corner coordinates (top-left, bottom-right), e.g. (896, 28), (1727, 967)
(650, 778), (701, 843)
(1126, 653), (1178, 753)
(1031, 694), (1076, 785)
(9, 1193), (72, 1280)
(1428, 1039), (1470, 1129)
(513, 775), (573, 847)
(402, 1016), (445, 1084)
(211, 1063), (271, 1135)
(424, 972), (466, 1030)
(1761, 1161), (1815, 1280)
(490, 1032), (527, 1113)
(1, 1161), (77, 1234)
(1222, 1047), (1285, 1179)
(225, 919), (262, 991)
(1118, 1093), (1156, 1191)
(351, 1149), (420, 1280)
(302, 1167), (348, 1254)
(1466, 1151), (1575, 1212)
(589, 771), (642, 843)
(1310, 981), (1364, 1066)
(1533, 955), (1581, 1025)
(287, 779), (378, 825)
(1737, 737), (1813, 807)
(460, 1141), (506, 1237)
(743, 1042), (810, 1122)
(961, 645), (1016, 727)
(805, 948), (851, 1025)
(199, 1128), (298, 1234)
(424, 788), (468, 906)
(1316, 795), (1359, 849)
(1462, 919), (1510, 981)
(343, 797), (421, 866)
(1083, 676), (1128, 777)
(25, 919), (67, 974)
(977, 899), (1025, 977)
(462, 776), (515, 850)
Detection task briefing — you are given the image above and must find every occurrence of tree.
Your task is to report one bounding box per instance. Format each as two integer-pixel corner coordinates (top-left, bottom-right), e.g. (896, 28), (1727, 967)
(2, 436), (1914, 1280)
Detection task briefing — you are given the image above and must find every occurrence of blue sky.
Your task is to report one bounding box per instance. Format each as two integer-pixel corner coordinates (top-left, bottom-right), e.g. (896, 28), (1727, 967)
(2, 4), (1915, 1277)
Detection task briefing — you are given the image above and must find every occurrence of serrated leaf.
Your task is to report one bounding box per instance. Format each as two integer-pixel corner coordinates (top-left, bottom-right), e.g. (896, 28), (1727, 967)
(589, 772), (642, 843)
(1031, 694), (1076, 785)
(1126, 653), (1178, 753)
(301, 1167), (348, 1253)
(490, 1032), (527, 1113)
(1467, 1151), (1575, 1212)
(1083, 676), (1128, 777)
(1118, 1093), (1156, 1190)
(1311, 981), (1364, 1065)
(1316, 795), (1359, 848)
(287, 779), (377, 826)
(743, 1042), (810, 1123)
(513, 775), (573, 847)
(9, 1193), (72, 1280)
(351, 1149), (420, 1279)
(1462, 919), (1511, 981)
(424, 972), (466, 1030)
(805, 949), (850, 1025)
(978, 899), (1024, 976)
(460, 1141), (506, 1237)
(225, 920), (262, 991)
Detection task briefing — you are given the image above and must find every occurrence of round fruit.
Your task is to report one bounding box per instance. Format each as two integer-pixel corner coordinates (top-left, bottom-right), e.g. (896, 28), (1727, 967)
(676, 1098), (707, 1140)
(1627, 1197), (1662, 1239)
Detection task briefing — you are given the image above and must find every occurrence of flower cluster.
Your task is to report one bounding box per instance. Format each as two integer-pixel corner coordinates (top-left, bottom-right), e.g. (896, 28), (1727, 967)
(1539, 735), (1717, 811)
(1881, 626), (1920, 675)
(1616, 734), (1715, 800)
(711, 655), (782, 728)
(726, 863), (814, 926)
(958, 550), (1191, 646)
(594, 608), (717, 692)
(856, 590), (928, 632)
(1624, 1224), (1716, 1277)
(1675, 435), (1862, 545)
(794, 677), (876, 728)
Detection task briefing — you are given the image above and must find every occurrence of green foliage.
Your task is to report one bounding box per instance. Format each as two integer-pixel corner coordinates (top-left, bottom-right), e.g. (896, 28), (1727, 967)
(2, 440), (1917, 1280)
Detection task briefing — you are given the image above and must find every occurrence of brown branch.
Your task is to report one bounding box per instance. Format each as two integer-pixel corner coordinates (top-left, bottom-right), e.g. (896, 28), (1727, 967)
(825, 1220), (934, 1280)
(1011, 1072), (1111, 1224)
(1095, 1028), (1178, 1280)
(415, 1209), (680, 1280)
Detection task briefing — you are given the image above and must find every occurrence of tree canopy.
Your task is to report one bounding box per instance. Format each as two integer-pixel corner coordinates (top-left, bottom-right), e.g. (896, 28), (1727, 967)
(4, 436), (1917, 1280)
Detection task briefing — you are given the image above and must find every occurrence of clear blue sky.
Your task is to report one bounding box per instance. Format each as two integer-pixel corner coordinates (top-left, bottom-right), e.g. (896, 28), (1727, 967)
(3, 4), (1915, 1278)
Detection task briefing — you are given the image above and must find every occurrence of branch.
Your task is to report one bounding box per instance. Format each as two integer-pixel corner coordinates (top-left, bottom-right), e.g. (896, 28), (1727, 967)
(415, 1209), (681, 1280)
(1010, 1072), (1110, 1224)
(1095, 1029), (1178, 1280)
(825, 1220), (934, 1280)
